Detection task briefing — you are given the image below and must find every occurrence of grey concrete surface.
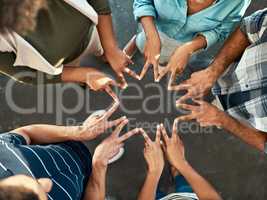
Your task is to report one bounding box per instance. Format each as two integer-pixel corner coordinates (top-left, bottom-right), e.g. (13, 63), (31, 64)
(0, 1), (267, 200)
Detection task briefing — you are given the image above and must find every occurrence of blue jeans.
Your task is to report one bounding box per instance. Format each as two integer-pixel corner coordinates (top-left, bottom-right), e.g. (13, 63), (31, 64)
(156, 175), (194, 200)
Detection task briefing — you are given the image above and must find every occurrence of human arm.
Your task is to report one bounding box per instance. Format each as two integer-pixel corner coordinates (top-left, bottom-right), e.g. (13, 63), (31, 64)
(61, 67), (120, 100)
(96, 15), (138, 88)
(133, 0), (161, 80)
(138, 16), (161, 80)
(158, 35), (207, 82)
(177, 100), (267, 151)
(160, 122), (222, 200)
(174, 27), (250, 103)
(12, 102), (124, 145)
(83, 120), (140, 200)
(138, 127), (164, 200)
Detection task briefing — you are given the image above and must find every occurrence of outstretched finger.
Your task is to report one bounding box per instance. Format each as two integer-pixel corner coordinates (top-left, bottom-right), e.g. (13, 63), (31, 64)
(126, 55), (135, 65)
(160, 124), (169, 142)
(106, 116), (127, 129)
(176, 114), (196, 122)
(153, 60), (159, 81)
(157, 66), (169, 82)
(124, 67), (140, 80)
(104, 86), (119, 102)
(169, 83), (191, 91)
(112, 119), (129, 137)
(118, 128), (140, 143)
(140, 128), (152, 145)
(101, 101), (120, 121)
(140, 61), (150, 80)
(192, 99), (205, 105)
(155, 125), (161, 143)
(176, 103), (199, 112)
(176, 91), (194, 104)
(117, 73), (128, 89)
(167, 69), (178, 90)
(172, 118), (179, 138)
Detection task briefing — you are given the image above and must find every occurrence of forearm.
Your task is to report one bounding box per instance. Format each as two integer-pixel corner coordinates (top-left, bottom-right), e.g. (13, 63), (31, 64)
(185, 35), (207, 53)
(140, 16), (159, 40)
(208, 27), (250, 79)
(13, 124), (82, 144)
(221, 113), (267, 151)
(61, 67), (95, 83)
(97, 15), (119, 55)
(175, 161), (222, 200)
(138, 172), (160, 200)
(83, 162), (107, 200)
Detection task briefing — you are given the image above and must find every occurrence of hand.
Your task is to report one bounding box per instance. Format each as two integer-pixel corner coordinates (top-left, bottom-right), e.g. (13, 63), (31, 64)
(176, 99), (225, 128)
(106, 48), (140, 89)
(140, 127), (164, 177)
(92, 119), (140, 167)
(140, 34), (161, 81)
(174, 68), (218, 104)
(160, 122), (186, 170)
(84, 68), (118, 91)
(157, 44), (192, 84)
(78, 102), (122, 140)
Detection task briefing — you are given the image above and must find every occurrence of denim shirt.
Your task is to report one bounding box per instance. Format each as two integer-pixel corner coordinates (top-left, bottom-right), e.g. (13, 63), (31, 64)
(133, 0), (251, 49)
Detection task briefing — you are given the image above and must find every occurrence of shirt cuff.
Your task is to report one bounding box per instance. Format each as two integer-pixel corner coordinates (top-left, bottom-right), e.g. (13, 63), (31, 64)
(134, 7), (157, 21)
(198, 30), (219, 49)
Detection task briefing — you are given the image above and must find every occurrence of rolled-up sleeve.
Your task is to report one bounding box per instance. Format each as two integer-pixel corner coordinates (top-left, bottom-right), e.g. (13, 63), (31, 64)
(88, 0), (111, 15)
(240, 8), (267, 44)
(199, 0), (251, 49)
(133, 0), (157, 21)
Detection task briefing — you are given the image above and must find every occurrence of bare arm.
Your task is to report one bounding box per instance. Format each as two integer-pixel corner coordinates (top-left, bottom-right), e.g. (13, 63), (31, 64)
(208, 27), (250, 80)
(12, 104), (124, 145)
(138, 173), (160, 200)
(175, 161), (222, 200)
(138, 128), (164, 200)
(83, 162), (107, 200)
(178, 100), (267, 152)
(61, 67), (96, 83)
(221, 112), (267, 151)
(97, 15), (119, 55)
(13, 124), (81, 145)
(140, 16), (159, 40)
(161, 123), (222, 200)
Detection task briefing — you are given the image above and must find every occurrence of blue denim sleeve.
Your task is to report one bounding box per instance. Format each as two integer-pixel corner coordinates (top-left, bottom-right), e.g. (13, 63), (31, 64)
(133, 0), (157, 21)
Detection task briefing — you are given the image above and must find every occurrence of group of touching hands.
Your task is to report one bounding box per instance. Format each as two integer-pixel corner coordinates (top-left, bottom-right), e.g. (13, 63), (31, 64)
(75, 101), (189, 173)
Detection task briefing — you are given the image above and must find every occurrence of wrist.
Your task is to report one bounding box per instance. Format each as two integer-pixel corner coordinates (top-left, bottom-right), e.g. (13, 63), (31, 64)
(147, 170), (162, 181)
(220, 112), (233, 129)
(205, 67), (220, 85)
(104, 45), (120, 59)
(92, 158), (108, 171)
(173, 159), (190, 172)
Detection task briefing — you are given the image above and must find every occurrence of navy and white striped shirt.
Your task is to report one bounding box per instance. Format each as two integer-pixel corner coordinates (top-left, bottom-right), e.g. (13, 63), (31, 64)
(0, 133), (92, 200)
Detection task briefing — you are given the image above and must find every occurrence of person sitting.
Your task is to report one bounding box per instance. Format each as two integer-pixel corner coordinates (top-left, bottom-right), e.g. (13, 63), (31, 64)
(138, 122), (222, 200)
(175, 8), (267, 153)
(0, 0), (139, 96)
(124, 0), (250, 87)
(0, 103), (140, 200)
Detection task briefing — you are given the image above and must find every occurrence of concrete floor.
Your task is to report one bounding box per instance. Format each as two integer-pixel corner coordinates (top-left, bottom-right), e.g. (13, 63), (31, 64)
(0, 1), (267, 200)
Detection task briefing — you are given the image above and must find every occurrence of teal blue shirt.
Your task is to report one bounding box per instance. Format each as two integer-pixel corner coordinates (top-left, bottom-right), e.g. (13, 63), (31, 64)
(133, 0), (251, 49)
